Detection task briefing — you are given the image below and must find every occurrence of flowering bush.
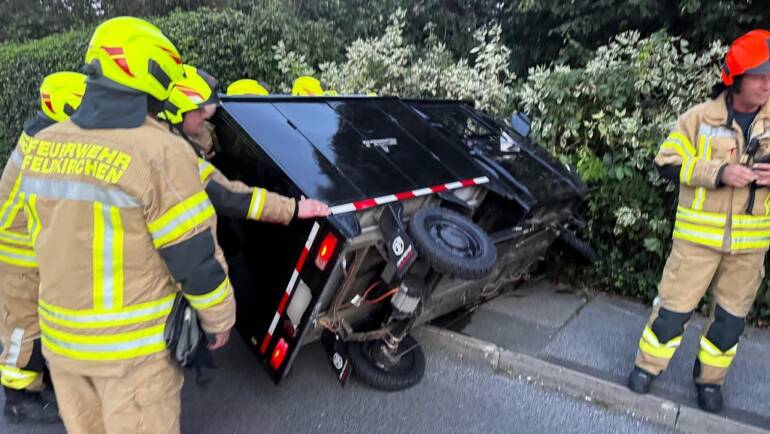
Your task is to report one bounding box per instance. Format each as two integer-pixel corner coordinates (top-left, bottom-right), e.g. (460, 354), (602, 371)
(274, 9), (515, 115)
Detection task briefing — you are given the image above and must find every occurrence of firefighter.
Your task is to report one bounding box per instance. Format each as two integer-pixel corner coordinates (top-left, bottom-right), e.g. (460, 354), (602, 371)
(161, 65), (330, 221)
(628, 29), (770, 413)
(226, 78), (271, 96)
(8, 17), (235, 434)
(0, 71), (85, 424)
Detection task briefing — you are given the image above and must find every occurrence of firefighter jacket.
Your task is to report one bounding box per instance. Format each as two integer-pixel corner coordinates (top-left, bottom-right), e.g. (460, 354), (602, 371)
(11, 115), (235, 376)
(0, 113), (53, 387)
(655, 91), (770, 252)
(0, 112), (53, 269)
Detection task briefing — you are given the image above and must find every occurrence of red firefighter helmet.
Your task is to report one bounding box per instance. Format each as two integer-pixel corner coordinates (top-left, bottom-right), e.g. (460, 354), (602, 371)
(722, 29), (770, 86)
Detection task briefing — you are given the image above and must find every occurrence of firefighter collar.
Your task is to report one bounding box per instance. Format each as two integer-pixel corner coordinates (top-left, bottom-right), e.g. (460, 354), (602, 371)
(704, 91), (770, 126)
(22, 110), (56, 136)
(70, 76), (150, 129)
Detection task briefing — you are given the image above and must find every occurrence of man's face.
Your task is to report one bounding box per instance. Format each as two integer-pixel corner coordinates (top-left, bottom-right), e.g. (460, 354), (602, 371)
(182, 104), (216, 151)
(735, 74), (770, 109)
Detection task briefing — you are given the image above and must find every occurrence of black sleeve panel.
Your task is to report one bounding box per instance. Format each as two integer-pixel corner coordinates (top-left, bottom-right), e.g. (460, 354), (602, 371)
(159, 230), (226, 295)
(205, 180), (252, 219)
(655, 163), (681, 185)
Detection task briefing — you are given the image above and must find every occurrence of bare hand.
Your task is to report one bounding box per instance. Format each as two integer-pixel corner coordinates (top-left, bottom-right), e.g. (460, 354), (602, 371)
(721, 164), (757, 187)
(297, 196), (331, 218)
(207, 328), (231, 350)
(752, 162), (770, 186)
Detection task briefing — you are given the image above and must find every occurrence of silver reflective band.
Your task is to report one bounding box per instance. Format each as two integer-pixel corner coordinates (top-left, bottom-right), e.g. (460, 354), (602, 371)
(5, 328), (24, 365)
(677, 208), (725, 226)
(39, 299), (174, 325)
(0, 229), (32, 245)
(150, 198), (212, 240)
(10, 149), (23, 167)
(199, 160), (211, 175)
(185, 283), (228, 307)
(665, 137), (694, 157)
(0, 369), (35, 380)
(699, 125), (735, 139)
(733, 216), (770, 227)
(732, 236), (770, 243)
(673, 227), (723, 242)
(43, 332), (165, 353)
(20, 177), (140, 208)
(0, 249), (36, 263)
(97, 204), (119, 310)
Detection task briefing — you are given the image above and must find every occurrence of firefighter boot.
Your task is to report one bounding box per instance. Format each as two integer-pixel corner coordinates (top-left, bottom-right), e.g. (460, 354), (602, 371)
(693, 360), (723, 413)
(627, 366), (656, 394)
(2, 386), (61, 425)
(695, 383), (723, 413)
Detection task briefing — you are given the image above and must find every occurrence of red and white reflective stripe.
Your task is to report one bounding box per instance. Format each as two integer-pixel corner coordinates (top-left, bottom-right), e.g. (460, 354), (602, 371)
(260, 222), (321, 355)
(329, 176), (489, 215)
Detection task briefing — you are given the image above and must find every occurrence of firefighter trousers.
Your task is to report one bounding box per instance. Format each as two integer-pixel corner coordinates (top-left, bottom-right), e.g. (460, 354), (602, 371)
(50, 354), (183, 434)
(0, 268), (45, 392)
(634, 239), (765, 385)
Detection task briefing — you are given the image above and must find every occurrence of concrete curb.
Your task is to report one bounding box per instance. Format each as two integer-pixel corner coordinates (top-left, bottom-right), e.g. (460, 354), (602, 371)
(415, 326), (769, 434)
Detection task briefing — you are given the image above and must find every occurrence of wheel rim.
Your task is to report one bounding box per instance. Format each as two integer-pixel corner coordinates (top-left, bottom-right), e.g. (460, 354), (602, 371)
(363, 340), (415, 374)
(425, 217), (481, 258)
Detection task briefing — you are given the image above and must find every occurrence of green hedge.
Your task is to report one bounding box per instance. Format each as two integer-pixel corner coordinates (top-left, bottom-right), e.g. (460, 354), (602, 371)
(0, 5), (344, 164)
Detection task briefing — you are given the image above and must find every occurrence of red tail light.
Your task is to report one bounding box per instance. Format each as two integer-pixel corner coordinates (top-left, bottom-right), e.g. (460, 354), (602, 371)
(315, 232), (338, 270)
(270, 338), (289, 370)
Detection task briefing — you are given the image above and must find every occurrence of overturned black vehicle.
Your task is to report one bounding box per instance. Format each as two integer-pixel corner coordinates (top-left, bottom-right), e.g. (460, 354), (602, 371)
(210, 95), (591, 391)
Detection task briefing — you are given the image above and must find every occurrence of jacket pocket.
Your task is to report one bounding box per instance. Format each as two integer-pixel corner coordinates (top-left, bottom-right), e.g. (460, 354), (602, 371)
(710, 136), (737, 163)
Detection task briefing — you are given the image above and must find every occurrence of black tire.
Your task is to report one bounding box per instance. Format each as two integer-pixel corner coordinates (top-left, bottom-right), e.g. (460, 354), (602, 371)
(348, 334), (426, 391)
(408, 207), (496, 280)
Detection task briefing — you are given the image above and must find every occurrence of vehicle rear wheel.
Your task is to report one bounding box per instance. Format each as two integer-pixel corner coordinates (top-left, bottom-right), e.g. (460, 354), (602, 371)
(348, 334), (425, 391)
(408, 207), (496, 280)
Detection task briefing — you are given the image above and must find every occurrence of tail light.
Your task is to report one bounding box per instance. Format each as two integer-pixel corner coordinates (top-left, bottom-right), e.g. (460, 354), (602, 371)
(314, 232), (338, 270)
(270, 338), (289, 370)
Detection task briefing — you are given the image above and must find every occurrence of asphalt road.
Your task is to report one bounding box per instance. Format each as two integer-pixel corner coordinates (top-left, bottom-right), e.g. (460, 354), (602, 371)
(1, 329), (674, 434)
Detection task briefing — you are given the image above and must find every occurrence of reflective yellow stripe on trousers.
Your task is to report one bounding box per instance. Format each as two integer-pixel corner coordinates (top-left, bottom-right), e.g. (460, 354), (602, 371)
(639, 326), (682, 359)
(0, 365), (40, 389)
(698, 336), (737, 368)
